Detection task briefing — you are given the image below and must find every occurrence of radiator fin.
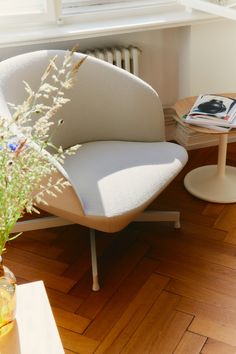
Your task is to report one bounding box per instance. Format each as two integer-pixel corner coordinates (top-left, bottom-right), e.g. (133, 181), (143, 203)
(84, 46), (141, 76)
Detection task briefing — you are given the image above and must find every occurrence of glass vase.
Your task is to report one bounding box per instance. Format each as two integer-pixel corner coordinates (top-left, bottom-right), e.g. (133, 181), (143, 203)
(0, 256), (16, 333)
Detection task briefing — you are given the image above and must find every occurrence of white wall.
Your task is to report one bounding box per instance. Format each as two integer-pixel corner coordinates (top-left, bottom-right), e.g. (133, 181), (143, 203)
(188, 20), (236, 97)
(177, 26), (192, 100)
(0, 27), (181, 106)
(1, 19), (236, 107)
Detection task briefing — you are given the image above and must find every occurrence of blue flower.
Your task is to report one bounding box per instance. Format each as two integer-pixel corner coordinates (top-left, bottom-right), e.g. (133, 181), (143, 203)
(8, 142), (18, 151)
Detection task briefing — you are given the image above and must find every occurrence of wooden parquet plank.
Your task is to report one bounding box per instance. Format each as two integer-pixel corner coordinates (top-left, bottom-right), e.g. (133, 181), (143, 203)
(179, 220), (226, 241)
(62, 245), (94, 282)
(149, 311), (193, 354)
(152, 179), (207, 214)
(152, 191), (203, 215)
(62, 233), (114, 282)
(173, 331), (207, 354)
(177, 297), (236, 328)
(186, 145), (218, 167)
(70, 229), (140, 299)
(15, 276), (30, 285)
(11, 232), (63, 259)
(156, 177), (216, 226)
(85, 257), (160, 341)
(58, 327), (99, 354)
(52, 306), (90, 333)
(52, 226), (110, 258)
(75, 239), (150, 320)
(201, 338), (236, 354)
(156, 258), (236, 297)
(166, 279), (236, 311)
(225, 141), (236, 155)
(4, 245), (68, 275)
(190, 316), (236, 346)
(202, 204), (225, 218)
(25, 229), (58, 242)
(148, 229), (236, 270)
(95, 274), (169, 354)
(118, 291), (181, 354)
(51, 226), (94, 264)
(224, 228), (236, 245)
(214, 204), (236, 231)
(5, 259), (76, 293)
(46, 288), (83, 313)
(180, 210), (217, 228)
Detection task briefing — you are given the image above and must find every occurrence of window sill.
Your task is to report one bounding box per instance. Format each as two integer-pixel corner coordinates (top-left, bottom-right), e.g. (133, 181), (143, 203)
(0, 5), (217, 48)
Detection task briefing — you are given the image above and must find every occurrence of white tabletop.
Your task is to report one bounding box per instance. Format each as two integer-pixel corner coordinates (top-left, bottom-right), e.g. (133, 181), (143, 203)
(0, 281), (64, 354)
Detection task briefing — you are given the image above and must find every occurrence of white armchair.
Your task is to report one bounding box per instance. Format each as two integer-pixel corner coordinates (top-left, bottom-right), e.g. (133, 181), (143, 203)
(0, 50), (188, 290)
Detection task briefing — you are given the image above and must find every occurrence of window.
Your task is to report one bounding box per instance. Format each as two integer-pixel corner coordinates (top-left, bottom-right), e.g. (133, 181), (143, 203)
(0, 0), (177, 26)
(61, 0), (175, 14)
(2, 0), (234, 28)
(181, 0), (236, 21)
(0, 0), (56, 25)
(59, 0), (177, 23)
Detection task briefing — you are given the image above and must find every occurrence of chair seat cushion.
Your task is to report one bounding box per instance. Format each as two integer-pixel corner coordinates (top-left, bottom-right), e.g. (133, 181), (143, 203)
(64, 141), (188, 217)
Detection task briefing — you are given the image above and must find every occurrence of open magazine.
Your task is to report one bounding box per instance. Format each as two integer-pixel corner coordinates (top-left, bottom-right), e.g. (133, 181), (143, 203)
(183, 94), (236, 131)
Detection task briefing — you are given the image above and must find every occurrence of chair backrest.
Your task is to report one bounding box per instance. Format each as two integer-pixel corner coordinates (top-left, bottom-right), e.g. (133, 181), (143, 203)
(0, 50), (165, 147)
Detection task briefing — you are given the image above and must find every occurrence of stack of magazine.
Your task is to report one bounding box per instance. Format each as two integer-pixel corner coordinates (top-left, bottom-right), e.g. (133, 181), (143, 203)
(183, 94), (236, 132)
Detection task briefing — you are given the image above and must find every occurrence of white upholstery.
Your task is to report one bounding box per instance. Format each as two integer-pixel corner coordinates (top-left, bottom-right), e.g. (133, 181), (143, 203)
(64, 141), (188, 217)
(0, 50), (165, 147)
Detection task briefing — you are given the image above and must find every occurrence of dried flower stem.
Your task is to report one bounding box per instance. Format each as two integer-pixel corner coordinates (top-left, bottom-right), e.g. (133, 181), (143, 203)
(0, 49), (86, 254)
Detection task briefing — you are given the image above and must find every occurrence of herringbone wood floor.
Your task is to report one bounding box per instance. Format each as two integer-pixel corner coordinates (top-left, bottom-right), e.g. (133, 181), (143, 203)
(5, 142), (236, 354)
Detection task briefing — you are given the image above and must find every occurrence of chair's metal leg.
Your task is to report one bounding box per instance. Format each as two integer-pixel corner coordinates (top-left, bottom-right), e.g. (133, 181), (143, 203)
(135, 211), (181, 229)
(174, 215), (181, 229)
(89, 228), (100, 291)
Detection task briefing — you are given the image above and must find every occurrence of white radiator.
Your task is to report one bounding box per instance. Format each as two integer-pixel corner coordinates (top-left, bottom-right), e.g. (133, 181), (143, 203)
(84, 46), (141, 76)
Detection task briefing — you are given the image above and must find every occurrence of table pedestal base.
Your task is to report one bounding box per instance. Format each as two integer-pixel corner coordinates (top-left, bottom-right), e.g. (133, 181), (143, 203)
(184, 165), (236, 203)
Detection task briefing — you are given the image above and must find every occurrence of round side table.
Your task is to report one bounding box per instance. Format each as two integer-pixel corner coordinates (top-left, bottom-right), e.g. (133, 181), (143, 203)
(173, 95), (236, 203)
